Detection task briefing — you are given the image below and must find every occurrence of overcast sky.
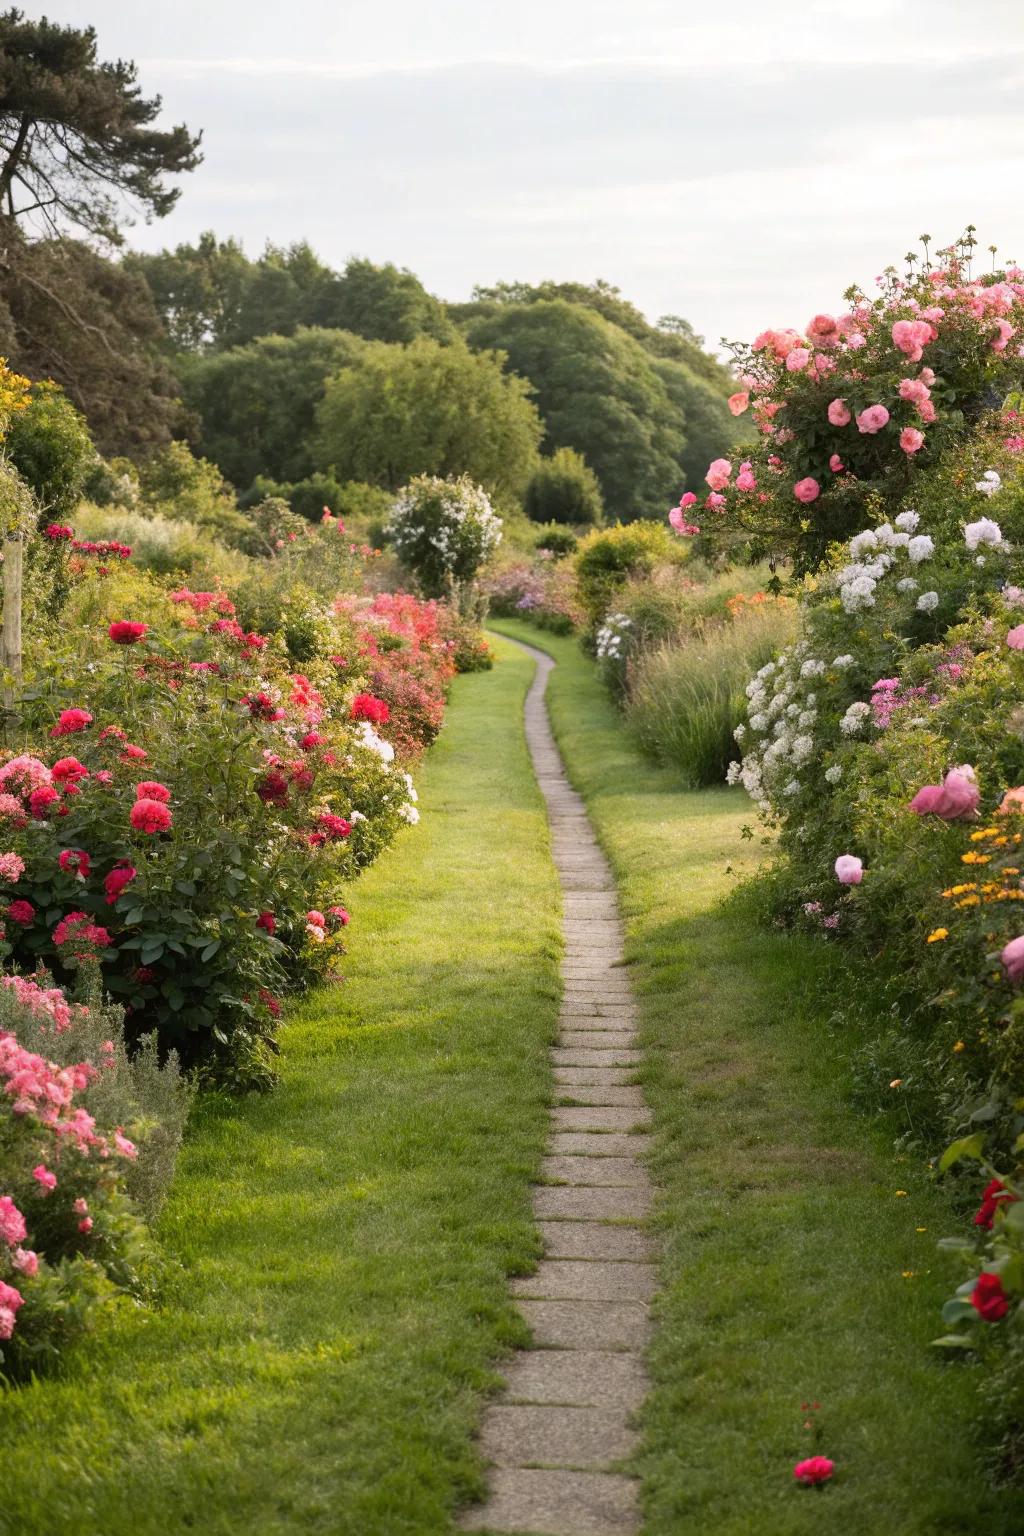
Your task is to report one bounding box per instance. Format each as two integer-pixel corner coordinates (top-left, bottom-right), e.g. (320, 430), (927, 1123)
(42, 0), (1024, 351)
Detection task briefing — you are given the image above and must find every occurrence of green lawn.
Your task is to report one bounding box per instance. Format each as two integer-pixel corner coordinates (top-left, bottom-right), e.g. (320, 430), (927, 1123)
(1, 635), (561, 1536)
(492, 618), (1024, 1536)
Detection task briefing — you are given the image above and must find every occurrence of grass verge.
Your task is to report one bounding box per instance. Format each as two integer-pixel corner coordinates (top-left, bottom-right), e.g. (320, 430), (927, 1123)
(492, 616), (1024, 1536)
(1, 634), (560, 1536)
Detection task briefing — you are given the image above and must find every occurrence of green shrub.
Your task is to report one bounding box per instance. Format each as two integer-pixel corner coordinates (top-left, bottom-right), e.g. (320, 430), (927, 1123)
(72, 504), (242, 583)
(533, 524), (578, 557)
(524, 447), (603, 526)
(574, 520), (686, 624)
(138, 442), (254, 546)
(627, 603), (797, 786)
(386, 474), (502, 598)
(5, 381), (93, 521)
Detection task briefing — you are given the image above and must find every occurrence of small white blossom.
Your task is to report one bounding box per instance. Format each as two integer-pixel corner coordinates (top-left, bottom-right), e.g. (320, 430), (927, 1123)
(783, 779), (801, 796)
(840, 701), (871, 735)
(974, 470), (1002, 497)
(849, 529), (879, 557)
(799, 659), (825, 679)
(726, 761), (742, 785)
(896, 577), (919, 593)
(825, 764), (843, 784)
(964, 516), (1003, 550)
(832, 654), (854, 668)
(916, 590), (939, 612)
(398, 803), (420, 824)
(907, 535), (934, 563)
(895, 510), (920, 533)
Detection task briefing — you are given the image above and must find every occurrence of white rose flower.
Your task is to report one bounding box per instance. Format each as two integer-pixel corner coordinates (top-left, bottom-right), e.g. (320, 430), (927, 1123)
(916, 590), (939, 612)
(907, 535), (934, 563)
(895, 510), (920, 532)
(964, 516), (1003, 550)
(832, 655), (854, 668)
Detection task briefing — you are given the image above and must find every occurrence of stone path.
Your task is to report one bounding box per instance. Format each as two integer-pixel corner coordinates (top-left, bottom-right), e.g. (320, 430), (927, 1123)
(461, 641), (653, 1536)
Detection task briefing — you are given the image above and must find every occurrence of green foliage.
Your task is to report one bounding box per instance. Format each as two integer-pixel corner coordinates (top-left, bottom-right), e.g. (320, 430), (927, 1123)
(180, 327), (366, 488)
(523, 446), (603, 525)
(573, 519), (685, 624)
(322, 257), (454, 345)
(313, 335), (542, 501)
(533, 524), (578, 557)
(462, 299), (684, 519)
(136, 441), (252, 544)
(3, 380), (93, 519)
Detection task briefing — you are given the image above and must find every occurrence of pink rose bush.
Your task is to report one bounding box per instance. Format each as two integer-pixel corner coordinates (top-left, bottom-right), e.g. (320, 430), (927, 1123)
(675, 234), (1024, 570)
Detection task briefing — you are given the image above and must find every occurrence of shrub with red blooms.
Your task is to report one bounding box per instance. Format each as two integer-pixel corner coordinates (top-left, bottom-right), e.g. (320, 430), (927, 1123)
(350, 692), (390, 725)
(793, 1457), (835, 1487)
(682, 234), (1024, 572)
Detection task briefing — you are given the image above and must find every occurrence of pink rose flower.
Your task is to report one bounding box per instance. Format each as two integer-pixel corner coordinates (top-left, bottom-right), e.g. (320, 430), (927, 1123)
(827, 398), (851, 426)
(728, 392), (749, 416)
(794, 1456), (835, 1487)
(705, 458), (733, 492)
(918, 398), (937, 423)
(735, 466), (757, 492)
(892, 318), (933, 361)
(12, 1247), (38, 1277)
(899, 378), (930, 405)
(32, 1164), (57, 1193)
(856, 404), (890, 434)
(0, 1195), (27, 1246)
(829, 454), (844, 473)
(899, 427), (924, 454)
(793, 477), (820, 503)
(1002, 935), (1024, 985)
(909, 768), (980, 821)
(1007, 626), (1024, 650)
(834, 855), (863, 885)
(786, 347), (811, 372)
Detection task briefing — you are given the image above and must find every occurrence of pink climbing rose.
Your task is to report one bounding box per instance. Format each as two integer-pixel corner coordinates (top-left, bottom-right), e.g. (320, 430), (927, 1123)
(834, 855), (863, 885)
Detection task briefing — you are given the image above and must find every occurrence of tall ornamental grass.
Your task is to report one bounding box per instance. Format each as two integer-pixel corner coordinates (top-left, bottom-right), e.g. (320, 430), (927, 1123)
(627, 603), (797, 787)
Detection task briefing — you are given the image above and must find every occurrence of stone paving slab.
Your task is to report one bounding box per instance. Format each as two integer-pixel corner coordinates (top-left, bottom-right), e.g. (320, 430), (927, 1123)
(554, 1086), (645, 1109)
(551, 1067), (637, 1087)
(503, 1350), (647, 1410)
(549, 1132), (652, 1158)
(551, 1050), (642, 1071)
(540, 1155), (648, 1186)
(538, 1221), (655, 1262)
(481, 1404), (639, 1470)
(550, 1105), (651, 1131)
(512, 1260), (657, 1303)
(533, 1186), (652, 1222)
(516, 1299), (651, 1352)
(559, 1007), (638, 1025)
(460, 1468), (639, 1535)
(559, 1031), (638, 1051)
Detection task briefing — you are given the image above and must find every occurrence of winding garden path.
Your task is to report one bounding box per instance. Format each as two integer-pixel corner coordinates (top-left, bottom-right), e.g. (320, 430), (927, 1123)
(463, 641), (655, 1536)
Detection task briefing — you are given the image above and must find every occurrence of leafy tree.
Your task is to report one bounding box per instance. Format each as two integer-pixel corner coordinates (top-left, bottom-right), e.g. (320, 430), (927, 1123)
(0, 231), (183, 454)
(0, 9), (200, 240)
(321, 258), (453, 344)
(650, 356), (750, 492)
(462, 300), (682, 518)
(313, 335), (541, 501)
(524, 447), (603, 526)
(123, 232), (253, 351)
(3, 379), (93, 518)
(180, 328), (367, 488)
(136, 440), (251, 543)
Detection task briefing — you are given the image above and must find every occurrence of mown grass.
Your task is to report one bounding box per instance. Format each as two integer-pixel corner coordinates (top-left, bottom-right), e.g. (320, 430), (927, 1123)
(492, 617), (1024, 1536)
(0, 635), (560, 1536)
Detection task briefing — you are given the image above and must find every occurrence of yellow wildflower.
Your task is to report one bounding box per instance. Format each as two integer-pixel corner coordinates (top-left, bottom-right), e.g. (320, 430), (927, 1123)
(926, 928), (949, 943)
(953, 1040), (966, 1053)
(961, 852), (990, 865)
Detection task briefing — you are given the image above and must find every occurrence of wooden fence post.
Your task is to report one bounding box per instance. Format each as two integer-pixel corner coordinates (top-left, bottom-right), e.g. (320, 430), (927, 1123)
(1, 533), (23, 719)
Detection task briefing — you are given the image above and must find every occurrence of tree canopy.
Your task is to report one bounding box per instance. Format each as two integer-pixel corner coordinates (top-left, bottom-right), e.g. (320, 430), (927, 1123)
(0, 9), (200, 241)
(313, 335), (542, 502)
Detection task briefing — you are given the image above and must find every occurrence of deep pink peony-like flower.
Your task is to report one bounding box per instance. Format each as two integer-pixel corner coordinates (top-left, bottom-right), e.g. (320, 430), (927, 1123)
(1006, 626), (1024, 651)
(12, 1247), (38, 1276)
(6, 899), (34, 924)
(329, 905), (351, 927)
(0, 1278), (24, 1339)
(351, 693), (390, 725)
(130, 799), (173, 834)
(834, 855), (863, 885)
(793, 1456), (834, 1487)
(51, 757), (88, 785)
(256, 911), (276, 934)
(974, 1178), (1018, 1229)
(135, 781), (171, 803)
(58, 849), (91, 880)
(28, 786), (59, 819)
(50, 708), (93, 738)
(317, 813), (352, 841)
(103, 863), (137, 904)
(793, 478), (820, 503)
(108, 621), (148, 645)
(827, 398), (851, 426)
(32, 1164), (56, 1192)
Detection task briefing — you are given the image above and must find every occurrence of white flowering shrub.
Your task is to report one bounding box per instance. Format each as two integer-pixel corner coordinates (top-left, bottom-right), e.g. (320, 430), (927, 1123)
(385, 475), (502, 597)
(727, 506), (1016, 820)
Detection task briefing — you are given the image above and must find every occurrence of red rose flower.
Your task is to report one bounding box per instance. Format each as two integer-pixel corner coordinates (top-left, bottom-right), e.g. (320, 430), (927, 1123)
(329, 905), (350, 927)
(58, 849), (91, 879)
(104, 863), (137, 905)
(131, 965), (156, 984)
(300, 732), (326, 751)
(108, 621), (148, 645)
(44, 523), (74, 541)
(350, 692), (390, 724)
(53, 910), (111, 951)
(130, 799), (173, 834)
(135, 781), (171, 804)
(974, 1178), (1018, 1230)
(243, 692), (285, 722)
(49, 708), (93, 738)
(256, 911), (276, 935)
(120, 744), (148, 762)
(793, 1457), (835, 1487)
(317, 813), (352, 840)
(256, 771), (289, 807)
(6, 899), (34, 924)
(29, 786), (60, 818)
(971, 1271), (1010, 1322)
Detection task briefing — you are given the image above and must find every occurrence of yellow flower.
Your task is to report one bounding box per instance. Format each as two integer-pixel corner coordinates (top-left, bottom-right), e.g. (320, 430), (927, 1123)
(953, 1040), (966, 1053)
(961, 851), (990, 865)
(902, 1270), (917, 1279)
(955, 894), (981, 907)
(1004, 867), (1020, 875)
(889, 1078), (903, 1088)
(926, 928), (949, 943)
(894, 1190), (908, 1197)
(916, 1226), (928, 1233)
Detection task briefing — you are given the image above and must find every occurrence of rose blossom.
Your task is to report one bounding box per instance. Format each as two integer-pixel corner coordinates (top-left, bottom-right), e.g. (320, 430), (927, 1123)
(1002, 935), (1024, 985)
(728, 392), (749, 415)
(793, 478), (820, 503)
(704, 458), (733, 491)
(135, 781), (171, 803)
(32, 1164), (57, 1192)
(130, 799), (173, 834)
(899, 427), (924, 454)
(103, 863), (136, 904)
(793, 1457), (835, 1486)
(0, 1195), (27, 1246)
(856, 404), (890, 434)
(829, 454), (844, 473)
(909, 768), (979, 821)
(827, 398), (851, 426)
(108, 621), (148, 645)
(834, 855), (863, 885)
(49, 708), (93, 738)
(785, 347), (811, 372)
(970, 1271), (1009, 1321)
